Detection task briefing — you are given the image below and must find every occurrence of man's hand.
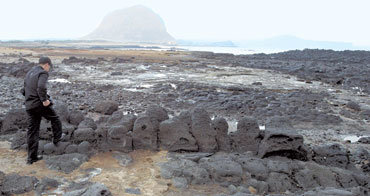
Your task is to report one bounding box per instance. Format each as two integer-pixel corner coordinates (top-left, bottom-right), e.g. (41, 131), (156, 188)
(43, 100), (50, 107)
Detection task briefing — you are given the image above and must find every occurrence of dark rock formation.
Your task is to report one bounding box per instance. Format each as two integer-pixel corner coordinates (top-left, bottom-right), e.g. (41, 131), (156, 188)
(145, 104), (169, 123)
(83, 5), (175, 44)
(159, 118), (198, 152)
(94, 100), (119, 115)
(107, 125), (132, 152)
(35, 177), (59, 195)
(44, 153), (89, 174)
(230, 117), (261, 153)
(190, 107), (218, 152)
(1, 173), (38, 195)
(68, 111), (85, 126)
(63, 183), (112, 196)
(159, 159), (211, 185)
(7, 58), (36, 78)
(78, 118), (97, 130)
(199, 154), (243, 186)
(10, 130), (26, 149)
(211, 117), (231, 152)
(257, 131), (308, 161)
(312, 143), (350, 169)
(132, 116), (159, 150)
(358, 137), (370, 144)
(1, 109), (28, 134)
(73, 128), (96, 143)
(346, 101), (361, 111)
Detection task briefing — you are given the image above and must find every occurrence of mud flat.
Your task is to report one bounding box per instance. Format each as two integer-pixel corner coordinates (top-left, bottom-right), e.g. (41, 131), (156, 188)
(0, 44), (369, 195)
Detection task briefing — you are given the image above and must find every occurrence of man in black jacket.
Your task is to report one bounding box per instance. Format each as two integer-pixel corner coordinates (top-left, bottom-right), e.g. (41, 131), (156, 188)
(21, 57), (62, 164)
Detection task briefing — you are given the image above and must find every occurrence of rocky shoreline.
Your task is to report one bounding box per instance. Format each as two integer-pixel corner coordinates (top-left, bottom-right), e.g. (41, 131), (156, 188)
(0, 47), (369, 195)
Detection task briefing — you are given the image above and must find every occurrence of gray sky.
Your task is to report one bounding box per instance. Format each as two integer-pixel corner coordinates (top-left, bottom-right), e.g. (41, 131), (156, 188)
(1, 0), (370, 46)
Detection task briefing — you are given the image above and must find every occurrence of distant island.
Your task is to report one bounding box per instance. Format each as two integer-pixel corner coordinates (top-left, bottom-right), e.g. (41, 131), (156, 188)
(83, 5), (175, 44)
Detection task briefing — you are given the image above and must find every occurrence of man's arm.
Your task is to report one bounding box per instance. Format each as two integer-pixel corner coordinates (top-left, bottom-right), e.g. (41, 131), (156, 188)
(37, 73), (49, 104)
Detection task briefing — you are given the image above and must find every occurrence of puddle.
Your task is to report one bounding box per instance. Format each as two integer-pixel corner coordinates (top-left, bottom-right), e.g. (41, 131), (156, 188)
(49, 78), (71, 83)
(342, 135), (369, 143)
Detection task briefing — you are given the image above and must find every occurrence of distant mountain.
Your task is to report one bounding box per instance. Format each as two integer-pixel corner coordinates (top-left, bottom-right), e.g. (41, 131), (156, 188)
(83, 5), (175, 44)
(236, 35), (356, 50)
(176, 40), (236, 47)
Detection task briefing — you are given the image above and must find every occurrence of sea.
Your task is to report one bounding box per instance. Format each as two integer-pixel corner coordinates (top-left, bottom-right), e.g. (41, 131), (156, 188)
(176, 46), (286, 55)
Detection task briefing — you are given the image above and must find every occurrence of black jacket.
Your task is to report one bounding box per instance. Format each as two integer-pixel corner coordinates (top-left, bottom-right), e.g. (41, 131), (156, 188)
(21, 66), (49, 110)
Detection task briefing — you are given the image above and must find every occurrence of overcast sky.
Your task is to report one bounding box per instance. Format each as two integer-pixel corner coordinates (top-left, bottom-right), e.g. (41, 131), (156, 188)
(1, 0), (370, 46)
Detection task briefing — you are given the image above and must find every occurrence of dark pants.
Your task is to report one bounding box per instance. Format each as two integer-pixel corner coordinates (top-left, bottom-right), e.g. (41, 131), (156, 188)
(26, 105), (62, 161)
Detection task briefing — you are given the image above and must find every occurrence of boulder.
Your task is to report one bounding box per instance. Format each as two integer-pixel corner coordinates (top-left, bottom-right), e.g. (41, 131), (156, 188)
(159, 159), (211, 185)
(68, 111), (85, 126)
(299, 187), (355, 196)
(145, 105), (169, 122)
(10, 130), (26, 149)
(358, 136), (370, 144)
(234, 155), (269, 181)
(44, 153), (89, 174)
(2, 173), (39, 195)
(78, 141), (91, 154)
(43, 142), (70, 155)
(360, 109), (370, 120)
(107, 126), (132, 152)
(190, 108), (218, 152)
(346, 101), (361, 111)
(35, 177), (59, 194)
(266, 172), (297, 193)
(64, 183), (112, 196)
(1, 109), (28, 134)
(230, 117), (261, 153)
(78, 118), (97, 130)
(95, 100), (119, 115)
(211, 117), (231, 152)
(53, 102), (70, 122)
(159, 118), (198, 152)
(106, 111), (124, 125)
(73, 128), (96, 143)
(312, 143), (350, 168)
(65, 144), (78, 154)
(199, 154), (243, 186)
(257, 131), (308, 161)
(132, 116), (159, 150)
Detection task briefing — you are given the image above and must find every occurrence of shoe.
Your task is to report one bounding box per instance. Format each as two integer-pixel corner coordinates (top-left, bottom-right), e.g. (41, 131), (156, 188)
(26, 155), (43, 165)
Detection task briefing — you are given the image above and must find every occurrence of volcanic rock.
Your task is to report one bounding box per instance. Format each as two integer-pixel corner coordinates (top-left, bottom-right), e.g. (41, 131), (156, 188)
(45, 153), (89, 174)
(230, 117), (261, 153)
(94, 100), (119, 115)
(64, 183), (112, 196)
(190, 107), (218, 152)
(73, 128), (96, 143)
(159, 118), (198, 152)
(107, 125), (132, 152)
(211, 117), (231, 152)
(68, 111), (85, 126)
(257, 131), (308, 161)
(145, 104), (169, 123)
(199, 154), (243, 186)
(2, 173), (38, 195)
(312, 143), (350, 168)
(1, 109), (28, 134)
(132, 116), (159, 150)
(78, 118), (97, 130)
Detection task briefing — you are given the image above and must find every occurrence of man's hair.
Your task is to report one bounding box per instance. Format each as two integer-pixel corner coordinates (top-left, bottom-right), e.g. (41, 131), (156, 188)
(39, 56), (53, 66)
